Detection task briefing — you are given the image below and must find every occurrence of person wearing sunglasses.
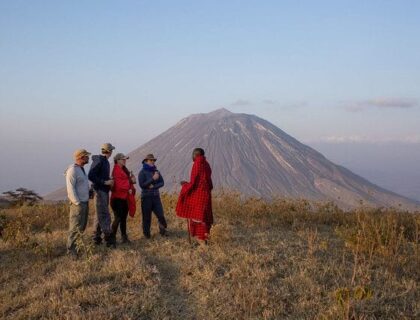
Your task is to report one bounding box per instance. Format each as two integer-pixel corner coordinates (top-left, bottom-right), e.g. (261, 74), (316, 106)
(65, 149), (91, 257)
(110, 153), (136, 244)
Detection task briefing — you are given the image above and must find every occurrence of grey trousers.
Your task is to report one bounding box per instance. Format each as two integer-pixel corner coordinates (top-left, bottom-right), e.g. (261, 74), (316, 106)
(67, 202), (89, 253)
(93, 190), (112, 241)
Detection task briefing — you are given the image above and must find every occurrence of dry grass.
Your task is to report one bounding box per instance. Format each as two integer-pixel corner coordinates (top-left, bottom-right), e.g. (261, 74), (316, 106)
(0, 193), (419, 319)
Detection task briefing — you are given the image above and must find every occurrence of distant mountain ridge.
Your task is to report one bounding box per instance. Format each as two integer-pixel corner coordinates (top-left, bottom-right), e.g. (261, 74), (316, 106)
(45, 109), (419, 210)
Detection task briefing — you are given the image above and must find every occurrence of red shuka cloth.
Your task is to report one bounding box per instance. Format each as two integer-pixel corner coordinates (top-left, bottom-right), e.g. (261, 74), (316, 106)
(176, 155), (213, 227)
(189, 220), (211, 241)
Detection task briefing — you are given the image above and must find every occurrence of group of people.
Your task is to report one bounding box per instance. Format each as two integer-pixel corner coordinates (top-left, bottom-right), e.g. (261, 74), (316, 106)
(65, 143), (213, 256)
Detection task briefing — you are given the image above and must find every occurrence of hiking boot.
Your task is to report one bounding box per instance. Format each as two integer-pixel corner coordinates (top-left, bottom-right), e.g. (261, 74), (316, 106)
(67, 250), (79, 260)
(159, 227), (168, 237)
(93, 238), (102, 246)
(105, 233), (116, 248)
(122, 236), (131, 244)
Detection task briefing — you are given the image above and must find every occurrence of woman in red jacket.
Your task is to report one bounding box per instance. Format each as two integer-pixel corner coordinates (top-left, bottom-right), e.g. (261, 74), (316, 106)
(111, 153), (136, 243)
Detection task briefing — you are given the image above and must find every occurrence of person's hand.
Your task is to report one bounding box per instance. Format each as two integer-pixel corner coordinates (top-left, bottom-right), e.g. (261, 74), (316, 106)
(180, 181), (188, 186)
(130, 176), (137, 184)
(152, 172), (160, 181)
(128, 189), (133, 194)
(104, 179), (114, 187)
(149, 184), (154, 189)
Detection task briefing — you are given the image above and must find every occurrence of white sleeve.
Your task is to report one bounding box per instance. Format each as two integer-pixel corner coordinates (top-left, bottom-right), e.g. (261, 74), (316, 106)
(66, 167), (80, 205)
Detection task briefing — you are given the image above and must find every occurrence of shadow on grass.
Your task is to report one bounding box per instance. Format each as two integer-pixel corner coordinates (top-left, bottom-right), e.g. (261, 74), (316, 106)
(138, 246), (198, 319)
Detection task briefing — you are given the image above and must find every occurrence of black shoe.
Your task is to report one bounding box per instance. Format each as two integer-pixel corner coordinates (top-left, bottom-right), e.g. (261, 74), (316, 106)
(93, 238), (102, 246)
(122, 236), (131, 244)
(106, 240), (117, 248)
(144, 233), (151, 239)
(105, 233), (117, 248)
(67, 250), (79, 260)
(159, 227), (168, 237)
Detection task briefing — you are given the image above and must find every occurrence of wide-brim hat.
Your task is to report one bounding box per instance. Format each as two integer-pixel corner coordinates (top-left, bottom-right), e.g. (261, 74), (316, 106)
(142, 154), (157, 163)
(114, 153), (129, 161)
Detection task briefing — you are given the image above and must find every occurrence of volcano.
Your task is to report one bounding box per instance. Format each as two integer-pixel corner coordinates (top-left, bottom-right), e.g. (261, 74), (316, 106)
(46, 108), (419, 209)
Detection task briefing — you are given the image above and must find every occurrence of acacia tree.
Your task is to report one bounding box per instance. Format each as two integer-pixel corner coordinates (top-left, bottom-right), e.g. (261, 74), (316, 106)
(2, 188), (43, 206)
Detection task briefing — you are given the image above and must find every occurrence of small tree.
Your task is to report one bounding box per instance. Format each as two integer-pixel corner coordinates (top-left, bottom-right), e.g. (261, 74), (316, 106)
(2, 188), (43, 206)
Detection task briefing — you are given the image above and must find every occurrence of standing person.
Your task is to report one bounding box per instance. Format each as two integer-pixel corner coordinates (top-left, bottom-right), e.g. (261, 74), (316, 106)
(88, 143), (116, 247)
(138, 154), (168, 238)
(111, 153), (136, 243)
(176, 148), (213, 245)
(65, 149), (91, 257)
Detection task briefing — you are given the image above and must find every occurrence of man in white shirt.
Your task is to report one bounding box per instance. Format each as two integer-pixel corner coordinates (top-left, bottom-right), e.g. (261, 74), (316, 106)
(65, 149), (91, 256)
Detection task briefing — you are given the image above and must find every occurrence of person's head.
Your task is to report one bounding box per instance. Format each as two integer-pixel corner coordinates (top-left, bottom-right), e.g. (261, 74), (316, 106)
(142, 154), (157, 166)
(192, 148), (205, 161)
(73, 149), (91, 166)
(101, 143), (115, 159)
(114, 153), (129, 167)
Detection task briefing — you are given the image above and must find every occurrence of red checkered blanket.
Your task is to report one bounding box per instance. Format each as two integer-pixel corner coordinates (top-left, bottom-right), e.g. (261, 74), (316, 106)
(176, 155), (213, 225)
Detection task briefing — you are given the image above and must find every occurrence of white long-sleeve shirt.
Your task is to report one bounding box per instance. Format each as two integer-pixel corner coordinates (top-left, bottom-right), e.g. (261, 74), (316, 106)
(65, 164), (90, 205)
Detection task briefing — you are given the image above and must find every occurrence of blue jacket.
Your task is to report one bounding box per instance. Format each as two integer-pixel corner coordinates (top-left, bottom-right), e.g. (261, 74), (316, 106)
(138, 165), (164, 198)
(88, 155), (111, 192)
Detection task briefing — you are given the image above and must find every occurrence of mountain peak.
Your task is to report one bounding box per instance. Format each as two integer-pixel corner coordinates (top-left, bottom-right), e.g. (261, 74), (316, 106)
(208, 108), (233, 117)
(185, 108), (235, 122)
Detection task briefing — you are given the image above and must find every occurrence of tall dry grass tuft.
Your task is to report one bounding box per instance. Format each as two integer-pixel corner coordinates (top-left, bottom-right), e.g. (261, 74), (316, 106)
(0, 193), (419, 319)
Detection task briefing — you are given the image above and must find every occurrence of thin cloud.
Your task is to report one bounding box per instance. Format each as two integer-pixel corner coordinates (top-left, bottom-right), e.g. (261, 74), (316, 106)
(308, 135), (420, 144)
(345, 98), (418, 112)
(262, 99), (278, 105)
(262, 99), (307, 109)
(231, 99), (252, 106)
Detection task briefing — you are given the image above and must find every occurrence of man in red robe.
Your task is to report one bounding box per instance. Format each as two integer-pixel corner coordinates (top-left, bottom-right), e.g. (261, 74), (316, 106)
(176, 148), (213, 244)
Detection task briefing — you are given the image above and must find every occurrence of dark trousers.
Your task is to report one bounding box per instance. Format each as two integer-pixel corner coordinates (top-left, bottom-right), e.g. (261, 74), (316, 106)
(111, 198), (129, 239)
(141, 196), (167, 237)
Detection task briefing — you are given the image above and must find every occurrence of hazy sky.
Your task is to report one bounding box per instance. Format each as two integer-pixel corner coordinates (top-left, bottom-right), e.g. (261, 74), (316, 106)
(1, 1), (419, 196)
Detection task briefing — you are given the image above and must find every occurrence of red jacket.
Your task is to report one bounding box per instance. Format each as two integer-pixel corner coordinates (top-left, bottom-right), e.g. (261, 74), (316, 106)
(176, 155), (213, 225)
(111, 165), (131, 199)
(111, 165), (137, 216)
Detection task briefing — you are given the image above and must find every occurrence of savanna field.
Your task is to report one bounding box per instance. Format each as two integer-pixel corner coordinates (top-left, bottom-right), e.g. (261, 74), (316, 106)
(0, 194), (419, 320)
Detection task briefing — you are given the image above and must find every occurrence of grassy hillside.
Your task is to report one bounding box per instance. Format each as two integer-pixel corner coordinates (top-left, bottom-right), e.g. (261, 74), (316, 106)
(0, 194), (419, 319)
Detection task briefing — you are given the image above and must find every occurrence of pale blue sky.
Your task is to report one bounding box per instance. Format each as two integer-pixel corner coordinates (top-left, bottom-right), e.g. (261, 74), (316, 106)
(0, 1), (419, 195)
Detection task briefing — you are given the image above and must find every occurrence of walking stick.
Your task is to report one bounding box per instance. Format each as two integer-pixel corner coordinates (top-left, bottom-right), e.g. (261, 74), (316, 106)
(187, 219), (192, 245)
(177, 176), (192, 245)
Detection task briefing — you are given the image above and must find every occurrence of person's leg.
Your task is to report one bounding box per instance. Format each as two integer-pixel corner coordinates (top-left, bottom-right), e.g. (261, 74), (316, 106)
(80, 202), (89, 232)
(96, 190), (115, 247)
(120, 200), (129, 242)
(92, 194), (103, 244)
(67, 203), (83, 255)
(111, 198), (122, 239)
(152, 196), (167, 235)
(189, 220), (209, 241)
(141, 197), (152, 238)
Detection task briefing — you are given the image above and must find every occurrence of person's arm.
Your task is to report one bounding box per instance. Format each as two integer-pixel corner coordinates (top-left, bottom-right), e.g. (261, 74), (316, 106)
(139, 171), (154, 189)
(88, 158), (105, 186)
(152, 174), (164, 189)
(66, 167), (81, 205)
